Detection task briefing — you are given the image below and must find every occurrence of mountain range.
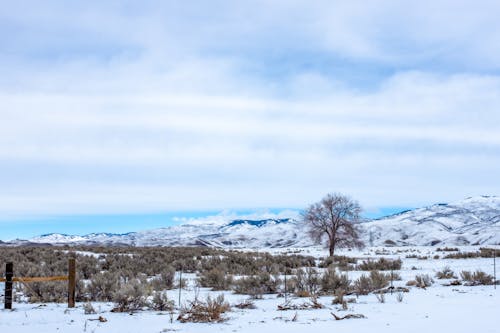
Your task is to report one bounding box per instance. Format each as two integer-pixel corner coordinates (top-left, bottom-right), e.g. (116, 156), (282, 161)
(3, 196), (499, 248)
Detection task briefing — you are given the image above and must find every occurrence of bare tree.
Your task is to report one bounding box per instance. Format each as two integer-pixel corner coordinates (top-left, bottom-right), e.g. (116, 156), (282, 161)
(302, 193), (364, 257)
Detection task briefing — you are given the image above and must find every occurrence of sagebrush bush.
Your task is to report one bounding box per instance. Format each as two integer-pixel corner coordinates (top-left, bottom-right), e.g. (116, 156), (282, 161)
(112, 280), (148, 312)
(151, 268), (176, 291)
(198, 268), (233, 291)
(353, 270), (390, 295)
(321, 267), (350, 294)
(443, 248), (500, 259)
(233, 299), (257, 309)
(435, 266), (456, 279)
(178, 294), (230, 323)
(87, 271), (121, 301)
(356, 258), (402, 271)
(232, 272), (280, 296)
(370, 270), (391, 289)
(23, 281), (67, 303)
(83, 302), (96, 314)
(460, 270), (494, 286)
(414, 274), (433, 288)
(150, 292), (175, 311)
(375, 293), (385, 303)
(318, 256), (357, 270)
(290, 268), (320, 297)
(436, 247), (459, 252)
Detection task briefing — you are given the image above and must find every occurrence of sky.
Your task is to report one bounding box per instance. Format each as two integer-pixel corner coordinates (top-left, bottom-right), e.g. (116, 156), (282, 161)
(1, 1), (500, 239)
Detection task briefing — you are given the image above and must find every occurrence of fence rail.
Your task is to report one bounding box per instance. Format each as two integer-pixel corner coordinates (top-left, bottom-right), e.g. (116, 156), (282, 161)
(0, 276), (69, 283)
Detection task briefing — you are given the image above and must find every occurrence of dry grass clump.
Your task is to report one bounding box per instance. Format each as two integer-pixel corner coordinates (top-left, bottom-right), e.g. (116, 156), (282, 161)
(177, 294), (230, 323)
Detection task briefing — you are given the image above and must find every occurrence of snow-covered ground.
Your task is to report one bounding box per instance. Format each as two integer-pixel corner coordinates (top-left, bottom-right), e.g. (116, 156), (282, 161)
(1, 246), (498, 333)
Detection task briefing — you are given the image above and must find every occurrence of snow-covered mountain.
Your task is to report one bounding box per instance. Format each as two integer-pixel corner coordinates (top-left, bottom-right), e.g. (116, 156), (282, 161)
(6, 196), (500, 248)
(25, 218), (311, 248)
(363, 196), (500, 246)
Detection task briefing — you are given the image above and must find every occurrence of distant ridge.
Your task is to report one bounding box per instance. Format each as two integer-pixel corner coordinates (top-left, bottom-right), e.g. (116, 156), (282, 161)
(2, 196), (499, 247)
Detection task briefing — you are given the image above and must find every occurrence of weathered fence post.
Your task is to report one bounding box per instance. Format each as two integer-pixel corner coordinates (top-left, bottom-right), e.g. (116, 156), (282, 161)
(68, 258), (76, 308)
(5, 262), (13, 309)
(494, 249), (497, 290)
(178, 268), (183, 308)
(284, 268), (288, 303)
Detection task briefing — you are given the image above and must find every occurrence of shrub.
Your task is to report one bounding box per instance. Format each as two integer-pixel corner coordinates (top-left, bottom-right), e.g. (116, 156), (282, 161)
(234, 299), (256, 309)
(436, 247), (459, 252)
(178, 294), (230, 323)
(353, 275), (372, 295)
(319, 256), (357, 270)
(291, 268), (320, 297)
(353, 271), (390, 295)
(151, 268), (176, 291)
(150, 292), (175, 311)
(370, 270), (391, 290)
(233, 272), (280, 296)
(414, 274), (433, 288)
(83, 302), (96, 315)
(87, 271), (120, 302)
(375, 293), (385, 303)
(321, 267), (350, 294)
(435, 266), (456, 279)
(332, 291), (349, 310)
(460, 270), (494, 286)
(442, 249), (499, 260)
(356, 258), (402, 271)
(406, 280), (417, 287)
(22, 281), (67, 303)
(198, 268), (233, 291)
(111, 281), (148, 312)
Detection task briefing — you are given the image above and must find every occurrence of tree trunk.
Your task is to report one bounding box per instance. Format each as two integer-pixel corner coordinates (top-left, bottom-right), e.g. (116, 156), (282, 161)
(329, 240), (335, 257)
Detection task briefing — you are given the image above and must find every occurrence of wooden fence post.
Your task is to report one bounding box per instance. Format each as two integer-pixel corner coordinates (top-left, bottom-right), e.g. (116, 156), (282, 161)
(68, 258), (76, 308)
(494, 249), (497, 290)
(5, 262), (13, 309)
(178, 269), (182, 308)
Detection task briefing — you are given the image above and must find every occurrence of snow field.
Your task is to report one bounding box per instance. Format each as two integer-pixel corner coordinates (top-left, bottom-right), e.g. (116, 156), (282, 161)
(0, 246), (498, 333)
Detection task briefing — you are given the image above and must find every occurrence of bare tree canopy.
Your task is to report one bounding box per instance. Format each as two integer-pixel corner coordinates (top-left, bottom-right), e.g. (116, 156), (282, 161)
(302, 193), (364, 257)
